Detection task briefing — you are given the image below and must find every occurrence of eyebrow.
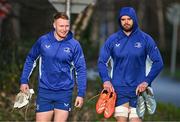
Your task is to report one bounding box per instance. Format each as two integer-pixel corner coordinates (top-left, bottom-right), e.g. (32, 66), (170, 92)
(121, 17), (132, 20)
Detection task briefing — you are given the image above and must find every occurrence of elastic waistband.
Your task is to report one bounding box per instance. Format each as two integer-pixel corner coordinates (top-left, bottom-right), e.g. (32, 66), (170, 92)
(114, 86), (137, 92)
(114, 86), (137, 97)
(38, 87), (73, 94)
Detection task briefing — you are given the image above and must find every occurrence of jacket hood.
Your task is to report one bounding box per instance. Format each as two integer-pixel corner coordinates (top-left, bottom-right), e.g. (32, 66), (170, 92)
(118, 7), (138, 32)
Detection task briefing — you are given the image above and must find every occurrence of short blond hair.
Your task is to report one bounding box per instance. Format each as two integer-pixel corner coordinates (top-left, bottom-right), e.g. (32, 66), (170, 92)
(53, 12), (69, 21)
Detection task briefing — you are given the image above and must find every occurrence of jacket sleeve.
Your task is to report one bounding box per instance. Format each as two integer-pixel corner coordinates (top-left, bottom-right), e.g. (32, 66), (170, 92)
(98, 38), (112, 83)
(145, 36), (164, 85)
(73, 42), (87, 97)
(20, 39), (41, 84)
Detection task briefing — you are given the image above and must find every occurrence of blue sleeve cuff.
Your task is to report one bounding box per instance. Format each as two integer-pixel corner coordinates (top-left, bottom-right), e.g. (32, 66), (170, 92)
(78, 90), (86, 98)
(20, 78), (28, 84)
(145, 78), (151, 85)
(102, 77), (111, 83)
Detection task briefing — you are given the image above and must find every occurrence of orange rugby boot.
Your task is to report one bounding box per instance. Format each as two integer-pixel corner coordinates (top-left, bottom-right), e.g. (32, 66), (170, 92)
(96, 89), (110, 114)
(104, 91), (117, 118)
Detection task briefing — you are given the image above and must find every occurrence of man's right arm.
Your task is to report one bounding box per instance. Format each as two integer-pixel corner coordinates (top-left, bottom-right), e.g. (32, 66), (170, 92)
(98, 38), (113, 91)
(20, 84), (29, 93)
(20, 39), (41, 92)
(103, 81), (114, 92)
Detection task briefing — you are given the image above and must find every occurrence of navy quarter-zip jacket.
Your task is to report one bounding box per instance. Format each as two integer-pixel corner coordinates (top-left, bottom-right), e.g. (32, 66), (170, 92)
(20, 31), (87, 97)
(98, 7), (163, 93)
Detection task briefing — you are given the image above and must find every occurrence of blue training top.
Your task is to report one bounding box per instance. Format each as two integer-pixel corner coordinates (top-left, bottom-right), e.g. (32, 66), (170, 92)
(98, 7), (164, 92)
(20, 30), (87, 97)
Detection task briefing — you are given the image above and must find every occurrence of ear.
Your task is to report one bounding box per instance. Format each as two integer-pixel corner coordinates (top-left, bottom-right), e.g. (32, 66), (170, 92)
(53, 22), (56, 29)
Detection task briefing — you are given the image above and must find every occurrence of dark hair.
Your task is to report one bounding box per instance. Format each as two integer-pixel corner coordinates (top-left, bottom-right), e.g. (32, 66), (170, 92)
(53, 12), (69, 21)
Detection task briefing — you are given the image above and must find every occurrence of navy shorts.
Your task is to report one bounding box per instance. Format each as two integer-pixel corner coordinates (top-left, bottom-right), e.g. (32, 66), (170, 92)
(115, 90), (137, 108)
(36, 88), (73, 112)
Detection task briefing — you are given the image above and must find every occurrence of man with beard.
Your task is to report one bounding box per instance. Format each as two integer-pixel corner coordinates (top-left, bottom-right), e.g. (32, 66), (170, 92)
(98, 7), (163, 121)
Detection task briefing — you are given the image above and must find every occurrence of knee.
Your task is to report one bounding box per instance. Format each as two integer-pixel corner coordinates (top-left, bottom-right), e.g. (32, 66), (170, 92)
(129, 108), (142, 122)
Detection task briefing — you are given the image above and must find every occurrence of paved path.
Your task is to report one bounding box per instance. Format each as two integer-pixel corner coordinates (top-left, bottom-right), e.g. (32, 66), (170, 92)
(152, 76), (180, 107)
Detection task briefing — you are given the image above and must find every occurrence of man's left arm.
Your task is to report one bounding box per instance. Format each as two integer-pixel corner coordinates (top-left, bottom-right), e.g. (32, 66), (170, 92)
(144, 36), (164, 85)
(137, 36), (164, 94)
(73, 42), (87, 107)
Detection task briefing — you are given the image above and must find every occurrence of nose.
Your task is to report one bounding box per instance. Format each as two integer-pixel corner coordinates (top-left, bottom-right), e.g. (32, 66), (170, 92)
(63, 27), (66, 31)
(125, 19), (129, 23)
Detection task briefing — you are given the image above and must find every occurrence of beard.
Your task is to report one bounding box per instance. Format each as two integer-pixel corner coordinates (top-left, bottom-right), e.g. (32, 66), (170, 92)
(122, 24), (133, 32)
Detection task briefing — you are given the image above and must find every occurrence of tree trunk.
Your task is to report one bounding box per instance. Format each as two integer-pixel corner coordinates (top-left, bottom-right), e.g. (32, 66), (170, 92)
(156, 0), (166, 50)
(106, 0), (115, 35)
(90, 13), (99, 44)
(137, 0), (146, 30)
(11, 2), (20, 40)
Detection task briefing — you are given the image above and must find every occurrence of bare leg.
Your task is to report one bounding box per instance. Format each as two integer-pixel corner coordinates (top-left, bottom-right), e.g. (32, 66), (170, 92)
(54, 109), (69, 122)
(36, 110), (54, 122)
(130, 117), (142, 122)
(116, 116), (128, 122)
(129, 107), (142, 122)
